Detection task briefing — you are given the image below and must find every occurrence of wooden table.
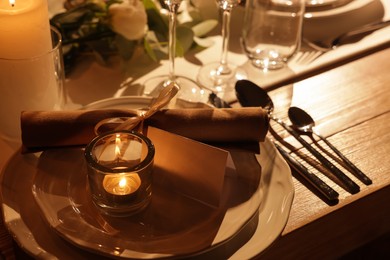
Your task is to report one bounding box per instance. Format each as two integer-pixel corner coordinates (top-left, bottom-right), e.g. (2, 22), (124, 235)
(1, 44), (390, 259)
(256, 44), (390, 259)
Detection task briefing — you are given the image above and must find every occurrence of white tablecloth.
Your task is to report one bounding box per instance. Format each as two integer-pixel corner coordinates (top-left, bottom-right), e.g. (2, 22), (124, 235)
(65, 0), (390, 107)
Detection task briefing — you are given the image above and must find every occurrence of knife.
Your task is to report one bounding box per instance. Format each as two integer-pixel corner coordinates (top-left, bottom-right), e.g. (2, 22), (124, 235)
(274, 142), (339, 201)
(212, 94), (339, 200)
(271, 116), (360, 194)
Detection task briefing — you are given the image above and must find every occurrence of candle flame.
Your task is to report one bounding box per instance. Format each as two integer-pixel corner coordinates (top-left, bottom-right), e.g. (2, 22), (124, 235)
(9, 0), (15, 7)
(119, 177), (127, 188)
(115, 134), (121, 158)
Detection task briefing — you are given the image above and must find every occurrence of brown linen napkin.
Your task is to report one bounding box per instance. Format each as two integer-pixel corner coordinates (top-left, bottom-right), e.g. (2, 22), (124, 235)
(21, 108), (269, 152)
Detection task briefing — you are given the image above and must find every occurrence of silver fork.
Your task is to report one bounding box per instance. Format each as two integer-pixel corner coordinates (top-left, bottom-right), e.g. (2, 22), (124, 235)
(307, 19), (390, 52)
(292, 49), (324, 65)
(294, 19), (390, 65)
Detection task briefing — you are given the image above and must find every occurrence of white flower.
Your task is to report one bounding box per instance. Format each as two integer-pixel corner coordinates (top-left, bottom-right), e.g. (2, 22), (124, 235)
(108, 0), (148, 41)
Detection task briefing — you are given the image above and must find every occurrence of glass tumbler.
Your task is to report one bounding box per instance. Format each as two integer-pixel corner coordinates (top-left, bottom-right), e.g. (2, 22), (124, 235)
(85, 130), (155, 217)
(242, 0), (305, 70)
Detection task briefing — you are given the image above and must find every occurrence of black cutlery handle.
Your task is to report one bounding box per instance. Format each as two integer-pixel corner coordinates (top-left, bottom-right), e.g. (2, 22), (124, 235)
(273, 117), (360, 194)
(209, 93), (232, 108)
(274, 142), (339, 201)
(317, 134), (372, 185)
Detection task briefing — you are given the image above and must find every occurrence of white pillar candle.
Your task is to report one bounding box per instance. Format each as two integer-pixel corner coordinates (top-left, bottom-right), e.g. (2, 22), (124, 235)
(0, 0), (52, 59)
(0, 0), (61, 146)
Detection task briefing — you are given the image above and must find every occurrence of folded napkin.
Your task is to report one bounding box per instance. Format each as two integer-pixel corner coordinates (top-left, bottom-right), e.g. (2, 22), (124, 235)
(21, 108), (269, 152)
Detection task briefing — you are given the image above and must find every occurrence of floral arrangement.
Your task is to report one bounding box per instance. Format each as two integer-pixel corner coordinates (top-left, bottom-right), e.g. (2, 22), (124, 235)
(51, 0), (218, 73)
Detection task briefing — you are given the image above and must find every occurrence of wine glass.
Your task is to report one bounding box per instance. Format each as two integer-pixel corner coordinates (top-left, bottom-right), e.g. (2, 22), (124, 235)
(144, 0), (205, 103)
(197, 0), (246, 95)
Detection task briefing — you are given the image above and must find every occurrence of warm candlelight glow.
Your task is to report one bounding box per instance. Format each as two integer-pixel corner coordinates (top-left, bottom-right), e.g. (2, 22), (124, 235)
(119, 177), (127, 188)
(0, 0), (52, 59)
(115, 134), (121, 158)
(0, 0), (61, 143)
(85, 131), (154, 216)
(103, 174), (141, 195)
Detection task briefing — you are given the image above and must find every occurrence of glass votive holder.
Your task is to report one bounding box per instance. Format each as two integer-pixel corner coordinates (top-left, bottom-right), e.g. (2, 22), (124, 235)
(84, 130), (155, 217)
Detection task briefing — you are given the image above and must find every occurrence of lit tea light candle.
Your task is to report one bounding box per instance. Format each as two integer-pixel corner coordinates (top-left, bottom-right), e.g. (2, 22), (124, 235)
(0, 0), (52, 59)
(96, 134), (143, 165)
(103, 173), (141, 196)
(101, 135), (142, 197)
(85, 131), (155, 217)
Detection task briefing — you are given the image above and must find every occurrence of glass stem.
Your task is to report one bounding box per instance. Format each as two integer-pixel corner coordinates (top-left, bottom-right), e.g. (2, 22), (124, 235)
(218, 8), (232, 75)
(167, 3), (180, 83)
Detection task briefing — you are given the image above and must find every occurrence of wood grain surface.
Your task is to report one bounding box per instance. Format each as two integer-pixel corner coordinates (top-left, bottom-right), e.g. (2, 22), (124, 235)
(258, 46), (390, 259)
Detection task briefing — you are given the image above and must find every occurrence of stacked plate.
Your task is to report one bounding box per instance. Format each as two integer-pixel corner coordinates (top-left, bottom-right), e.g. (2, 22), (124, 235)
(1, 97), (294, 259)
(303, 0), (385, 43)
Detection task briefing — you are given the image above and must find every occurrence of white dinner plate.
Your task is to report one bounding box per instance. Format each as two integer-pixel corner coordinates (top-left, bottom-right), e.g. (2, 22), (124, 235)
(31, 143), (262, 257)
(303, 0), (384, 43)
(30, 96), (258, 258)
(304, 0), (377, 18)
(305, 0), (355, 11)
(1, 97), (294, 259)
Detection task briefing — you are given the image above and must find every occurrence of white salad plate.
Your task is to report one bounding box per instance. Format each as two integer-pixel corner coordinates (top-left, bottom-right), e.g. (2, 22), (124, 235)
(1, 97), (294, 259)
(303, 0), (384, 43)
(31, 149), (261, 259)
(305, 0), (379, 18)
(305, 0), (355, 11)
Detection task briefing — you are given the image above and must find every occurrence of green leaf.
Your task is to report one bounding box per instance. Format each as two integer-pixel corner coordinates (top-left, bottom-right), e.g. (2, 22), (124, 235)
(145, 31), (167, 53)
(51, 6), (93, 27)
(176, 26), (194, 56)
(52, 0), (218, 68)
(187, 9), (203, 23)
(192, 19), (218, 37)
(143, 0), (168, 40)
(144, 40), (158, 62)
(142, 0), (157, 9)
(144, 31), (168, 61)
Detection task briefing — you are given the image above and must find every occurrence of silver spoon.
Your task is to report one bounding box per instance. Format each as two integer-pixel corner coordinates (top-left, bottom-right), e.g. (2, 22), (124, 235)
(235, 79), (360, 194)
(288, 106), (372, 185)
(234, 80), (339, 200)
(304, 20), (390, 52)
